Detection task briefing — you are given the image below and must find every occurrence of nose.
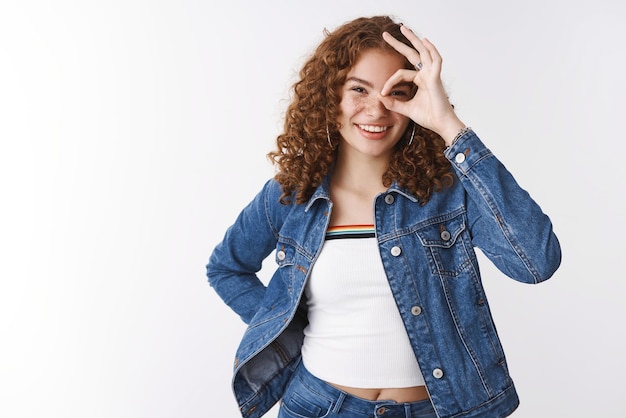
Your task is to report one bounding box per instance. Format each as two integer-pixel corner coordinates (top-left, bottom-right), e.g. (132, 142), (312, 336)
(364, 95), (388, 117)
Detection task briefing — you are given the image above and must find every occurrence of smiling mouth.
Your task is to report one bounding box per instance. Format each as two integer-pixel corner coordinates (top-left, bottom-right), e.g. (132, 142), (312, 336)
(358, 124), (389, 133)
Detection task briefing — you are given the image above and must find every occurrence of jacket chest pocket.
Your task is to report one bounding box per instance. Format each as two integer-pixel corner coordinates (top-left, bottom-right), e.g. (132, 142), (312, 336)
(415, 212), (473, 277)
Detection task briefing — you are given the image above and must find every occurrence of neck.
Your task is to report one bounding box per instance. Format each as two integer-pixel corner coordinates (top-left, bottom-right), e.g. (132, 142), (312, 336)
(331, 148), (390, 196)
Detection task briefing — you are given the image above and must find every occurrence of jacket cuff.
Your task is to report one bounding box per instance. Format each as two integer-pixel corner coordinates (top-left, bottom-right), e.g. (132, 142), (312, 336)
(444, 129), (493, 175)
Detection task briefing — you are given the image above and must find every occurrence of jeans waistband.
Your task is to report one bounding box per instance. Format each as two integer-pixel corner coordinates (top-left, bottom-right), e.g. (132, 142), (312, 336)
(291, 360), (435, 418)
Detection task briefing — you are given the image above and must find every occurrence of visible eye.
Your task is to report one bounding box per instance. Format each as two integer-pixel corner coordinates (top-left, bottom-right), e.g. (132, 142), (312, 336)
(390, 89), (411, 101)
(351, 86), (366, 93)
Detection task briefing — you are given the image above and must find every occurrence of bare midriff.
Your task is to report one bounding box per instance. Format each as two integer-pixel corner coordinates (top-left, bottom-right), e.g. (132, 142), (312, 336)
(327, 382), (429, 403)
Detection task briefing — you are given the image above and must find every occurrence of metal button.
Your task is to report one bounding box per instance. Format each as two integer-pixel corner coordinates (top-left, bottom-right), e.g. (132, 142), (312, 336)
(384, 194), (395, 204)
(433, 368), (444, 379)
(376, 407), (386, 415)
(276, 250), (286, 261)
(455, 153), (466, 164)
(390, 246), (402, 257)
(411, 306), (422, 316)
(440, 230), (451, 241)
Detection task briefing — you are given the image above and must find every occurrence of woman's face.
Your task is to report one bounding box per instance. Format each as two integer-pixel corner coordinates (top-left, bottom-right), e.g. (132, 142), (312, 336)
(336, 49), (412, 161)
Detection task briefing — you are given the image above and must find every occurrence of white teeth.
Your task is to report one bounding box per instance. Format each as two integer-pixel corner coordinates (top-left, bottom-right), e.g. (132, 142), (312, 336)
(359, 124), (388, 133)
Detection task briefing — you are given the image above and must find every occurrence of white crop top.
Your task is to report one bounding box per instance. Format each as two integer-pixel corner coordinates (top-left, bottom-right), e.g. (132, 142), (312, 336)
(301, 225), (425, 388)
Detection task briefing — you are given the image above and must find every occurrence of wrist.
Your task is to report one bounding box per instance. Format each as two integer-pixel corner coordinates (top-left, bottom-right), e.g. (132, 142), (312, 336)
(438, 118), (467, 147)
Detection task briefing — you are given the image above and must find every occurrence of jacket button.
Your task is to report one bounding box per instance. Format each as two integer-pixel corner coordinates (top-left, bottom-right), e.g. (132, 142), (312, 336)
(277, 250), (286, 261)
(433, 368), (444, 379)
(390, 246), (402, 257)
(384, 194), (395, 204)
(440, 230), (451, 241)
(411, 306), (422, 316)
(455, 153), (466, 163)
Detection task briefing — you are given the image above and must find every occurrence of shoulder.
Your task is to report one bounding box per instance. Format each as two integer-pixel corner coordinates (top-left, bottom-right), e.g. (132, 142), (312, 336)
(261, 178), (291, 207)
(264, 177), (284, 198)
(259, 178), (298, 229)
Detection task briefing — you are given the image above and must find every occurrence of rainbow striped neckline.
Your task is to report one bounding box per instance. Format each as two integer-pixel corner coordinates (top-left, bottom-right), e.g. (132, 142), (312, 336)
(325, 224), (375, 240)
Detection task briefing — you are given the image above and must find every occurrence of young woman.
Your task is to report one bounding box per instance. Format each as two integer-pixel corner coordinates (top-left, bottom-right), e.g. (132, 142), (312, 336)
(207, 16), (561, 418)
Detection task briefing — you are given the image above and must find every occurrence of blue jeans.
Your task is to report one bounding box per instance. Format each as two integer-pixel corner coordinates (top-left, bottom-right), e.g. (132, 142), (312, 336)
(278, 361), (437, 418)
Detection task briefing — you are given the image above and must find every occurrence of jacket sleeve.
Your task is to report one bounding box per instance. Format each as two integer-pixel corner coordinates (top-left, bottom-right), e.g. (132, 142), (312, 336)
(445, 130), (561, 284)
(206, 179), (281, 324)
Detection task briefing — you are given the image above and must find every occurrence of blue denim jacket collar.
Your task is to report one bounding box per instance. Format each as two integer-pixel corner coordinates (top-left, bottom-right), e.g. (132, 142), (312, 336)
(305, 177), (330, 212)
(388, 183), (420, 203)
(305, 175), (419, 212)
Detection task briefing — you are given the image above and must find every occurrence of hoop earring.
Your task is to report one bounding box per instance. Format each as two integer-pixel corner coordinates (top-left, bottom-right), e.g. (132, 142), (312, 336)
(408, 124), (415, 146)
(326, 125), (333, 148)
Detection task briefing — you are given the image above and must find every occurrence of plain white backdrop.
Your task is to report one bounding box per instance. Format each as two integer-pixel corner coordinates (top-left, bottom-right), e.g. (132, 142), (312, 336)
(1, 0), (624, 417)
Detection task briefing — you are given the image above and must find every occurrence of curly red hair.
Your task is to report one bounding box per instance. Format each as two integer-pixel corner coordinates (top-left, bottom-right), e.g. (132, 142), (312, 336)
(267, 15), (454, 204)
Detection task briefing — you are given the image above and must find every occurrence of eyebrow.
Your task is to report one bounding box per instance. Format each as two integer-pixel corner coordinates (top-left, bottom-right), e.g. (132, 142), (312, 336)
(345, 76), (413, 89)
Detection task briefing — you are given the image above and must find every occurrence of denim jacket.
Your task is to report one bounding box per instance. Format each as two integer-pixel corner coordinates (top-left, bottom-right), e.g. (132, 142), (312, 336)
(207, 130), (561, 418)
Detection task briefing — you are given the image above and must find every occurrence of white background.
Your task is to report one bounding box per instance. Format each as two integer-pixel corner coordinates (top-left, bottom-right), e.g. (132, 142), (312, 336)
(1, 0), (624, 417)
